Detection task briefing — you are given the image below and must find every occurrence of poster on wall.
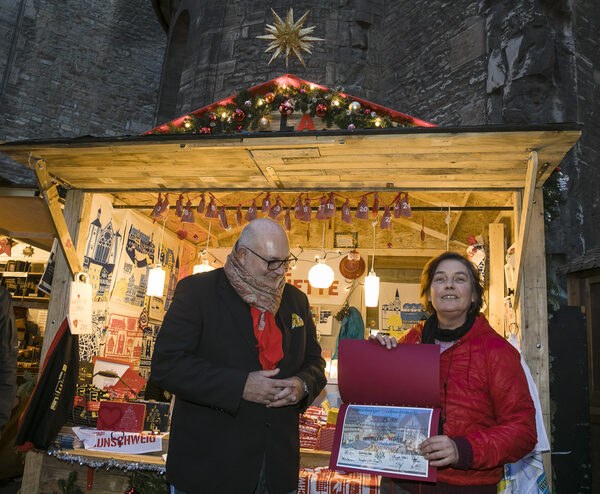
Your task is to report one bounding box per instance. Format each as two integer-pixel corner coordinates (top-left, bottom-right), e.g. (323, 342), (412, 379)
(78, 303), (108, 362)
(101, 300), (144, 371)
(311, 305), (335, 336)
(379, 282), (428, 336)
(81, 195), (125, 302)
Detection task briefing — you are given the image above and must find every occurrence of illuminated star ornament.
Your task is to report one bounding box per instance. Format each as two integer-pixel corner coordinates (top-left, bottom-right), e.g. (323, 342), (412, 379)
(257, 8), (323, 68)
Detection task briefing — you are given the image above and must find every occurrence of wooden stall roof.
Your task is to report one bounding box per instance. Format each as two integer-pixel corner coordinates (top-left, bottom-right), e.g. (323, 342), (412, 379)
(0, 123), (581, 192)
(0, 123), (581, 253)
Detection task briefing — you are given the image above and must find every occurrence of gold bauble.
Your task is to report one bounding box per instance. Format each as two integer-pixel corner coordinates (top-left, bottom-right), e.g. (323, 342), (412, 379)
(259, 117), (271, 130)
(349, 101), (362, 113)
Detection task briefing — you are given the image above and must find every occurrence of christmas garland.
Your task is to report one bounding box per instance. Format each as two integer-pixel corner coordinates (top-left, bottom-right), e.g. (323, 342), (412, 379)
(154, 82), (415, 135)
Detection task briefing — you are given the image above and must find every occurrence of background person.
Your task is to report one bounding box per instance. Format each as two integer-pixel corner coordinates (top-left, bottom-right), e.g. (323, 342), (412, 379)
(371, 251), (536, 493)
(151, 218), (326, 494)
(0, 285), (17, 434)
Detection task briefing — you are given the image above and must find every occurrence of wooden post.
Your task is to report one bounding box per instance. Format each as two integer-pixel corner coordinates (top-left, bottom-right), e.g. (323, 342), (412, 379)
(488, 223), (505, 336)
(40, 189), (89, 363)
(518, 187), (552, 483)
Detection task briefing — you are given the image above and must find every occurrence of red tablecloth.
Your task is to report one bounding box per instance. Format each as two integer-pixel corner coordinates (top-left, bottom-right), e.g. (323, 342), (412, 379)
(298, 467), (380, 493)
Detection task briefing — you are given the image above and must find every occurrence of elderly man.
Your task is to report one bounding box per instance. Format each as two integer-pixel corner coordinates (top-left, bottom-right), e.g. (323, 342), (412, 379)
(151, 218), (326, 494)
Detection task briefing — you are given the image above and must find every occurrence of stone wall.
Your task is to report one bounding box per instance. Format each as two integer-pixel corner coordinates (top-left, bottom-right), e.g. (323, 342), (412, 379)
(0, 0), (166, 185)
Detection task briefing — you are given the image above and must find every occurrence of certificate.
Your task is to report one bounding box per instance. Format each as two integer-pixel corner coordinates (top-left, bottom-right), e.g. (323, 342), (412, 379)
(337, 404), (434, 478)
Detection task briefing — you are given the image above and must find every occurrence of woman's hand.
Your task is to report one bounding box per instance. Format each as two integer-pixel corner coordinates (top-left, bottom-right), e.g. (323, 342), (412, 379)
(419, 435), (459, 467)
(367, 333), (398, 349)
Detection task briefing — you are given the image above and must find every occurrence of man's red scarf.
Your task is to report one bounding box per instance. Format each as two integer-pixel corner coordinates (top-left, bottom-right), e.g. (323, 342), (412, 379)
(224, 250), (285, 370)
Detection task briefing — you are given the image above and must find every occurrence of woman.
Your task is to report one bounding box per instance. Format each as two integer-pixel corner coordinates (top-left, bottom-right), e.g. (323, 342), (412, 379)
(371, 252), (536, 493)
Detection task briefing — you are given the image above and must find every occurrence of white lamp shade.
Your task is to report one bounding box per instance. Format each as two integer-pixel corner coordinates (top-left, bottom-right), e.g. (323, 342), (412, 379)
(193, 259), (215, 274)
(308, 260), (335, 289)
(146, 265), (166, 297)
(364, 270), (380, 307)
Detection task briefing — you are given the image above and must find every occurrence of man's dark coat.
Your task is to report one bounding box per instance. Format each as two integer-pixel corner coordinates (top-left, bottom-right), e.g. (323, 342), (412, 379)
(151, 269), (326, 494)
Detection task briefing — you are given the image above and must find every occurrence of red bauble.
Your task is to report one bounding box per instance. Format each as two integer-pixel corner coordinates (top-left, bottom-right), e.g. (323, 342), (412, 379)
(233, 109), (245, 122)
(208, 114), (217, 122)
(264, 92), (275, 103)
(279, 100), (294, 116)
(315, 103), (328, 117)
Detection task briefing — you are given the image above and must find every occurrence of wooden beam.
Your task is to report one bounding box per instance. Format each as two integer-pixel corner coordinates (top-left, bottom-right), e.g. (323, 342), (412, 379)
(394, 216), (447, 241)
(448, 192), (471, 238)
(40, 190), (89, 362)
(34, 160), (83, 276)
(513, 151), (538, 308)
(488, 223), (506, 336)
(518, 187), (552, 483)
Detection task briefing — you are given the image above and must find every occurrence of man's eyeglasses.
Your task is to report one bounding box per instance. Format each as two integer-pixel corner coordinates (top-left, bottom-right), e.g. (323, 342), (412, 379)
(242, 245), (297, 271)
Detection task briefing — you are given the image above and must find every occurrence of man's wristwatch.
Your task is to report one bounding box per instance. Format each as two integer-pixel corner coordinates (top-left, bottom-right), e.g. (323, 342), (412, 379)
(301, 379), (309, 397)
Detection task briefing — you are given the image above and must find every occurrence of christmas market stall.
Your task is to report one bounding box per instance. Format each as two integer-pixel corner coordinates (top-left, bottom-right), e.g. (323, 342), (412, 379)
(0, 74), (581, 493)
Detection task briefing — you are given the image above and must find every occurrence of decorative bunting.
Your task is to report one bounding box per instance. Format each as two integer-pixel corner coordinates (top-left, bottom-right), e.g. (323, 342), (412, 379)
(315, 195), (328, 220)
(236, 205), (243, 226)
(218, 207), (229, 229)
(355, 196), (369, 220)
(371, 193), (379, 218)
(205, 196), (218, 218)
(175, 194), (184, 218)
(181, 200), (194, 223)
(268, 196), (283, 219)
(294, 196), (304, 220)
(245, 200), (258, 222)
(380, 205), (392, 230)
(325, 192), (336, 218)
(284, 208), (291, 231)
(261, 192), (272, 213)
(196, 193), (206, 214)
(401, 193), (412, 217)
(341, 199), (352, 224)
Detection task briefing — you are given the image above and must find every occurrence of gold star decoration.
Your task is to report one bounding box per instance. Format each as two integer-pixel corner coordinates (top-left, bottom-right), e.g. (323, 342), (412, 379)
(257, 8), (323, 68)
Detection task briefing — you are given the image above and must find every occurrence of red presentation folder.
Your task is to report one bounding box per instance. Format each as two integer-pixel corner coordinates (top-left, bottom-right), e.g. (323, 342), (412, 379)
(329, 339), (441, 483)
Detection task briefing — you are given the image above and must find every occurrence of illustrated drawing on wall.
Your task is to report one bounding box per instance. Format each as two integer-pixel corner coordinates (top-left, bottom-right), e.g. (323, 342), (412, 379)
(83, 204), (123, 302)
(379, 283), (427, 334)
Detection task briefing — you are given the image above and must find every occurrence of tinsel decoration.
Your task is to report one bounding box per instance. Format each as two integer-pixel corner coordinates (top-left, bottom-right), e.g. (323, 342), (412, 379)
(175, 194), (184, 217)
(380, 205), (392, 230)
(236, 204), (243, 226)
(49, 449), (166, 473)
(341, 199), (352, 224)
(246, 200), (258, 222)
(205, 196), (218, 218)
(196, 193), (206, 214)
(181, 200), (194, 223)
(268, 196), (283, 219)
(355, 196), (369, 220)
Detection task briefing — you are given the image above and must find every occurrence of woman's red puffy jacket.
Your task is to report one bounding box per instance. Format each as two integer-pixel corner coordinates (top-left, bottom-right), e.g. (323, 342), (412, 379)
(399, 315), (537, 485)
